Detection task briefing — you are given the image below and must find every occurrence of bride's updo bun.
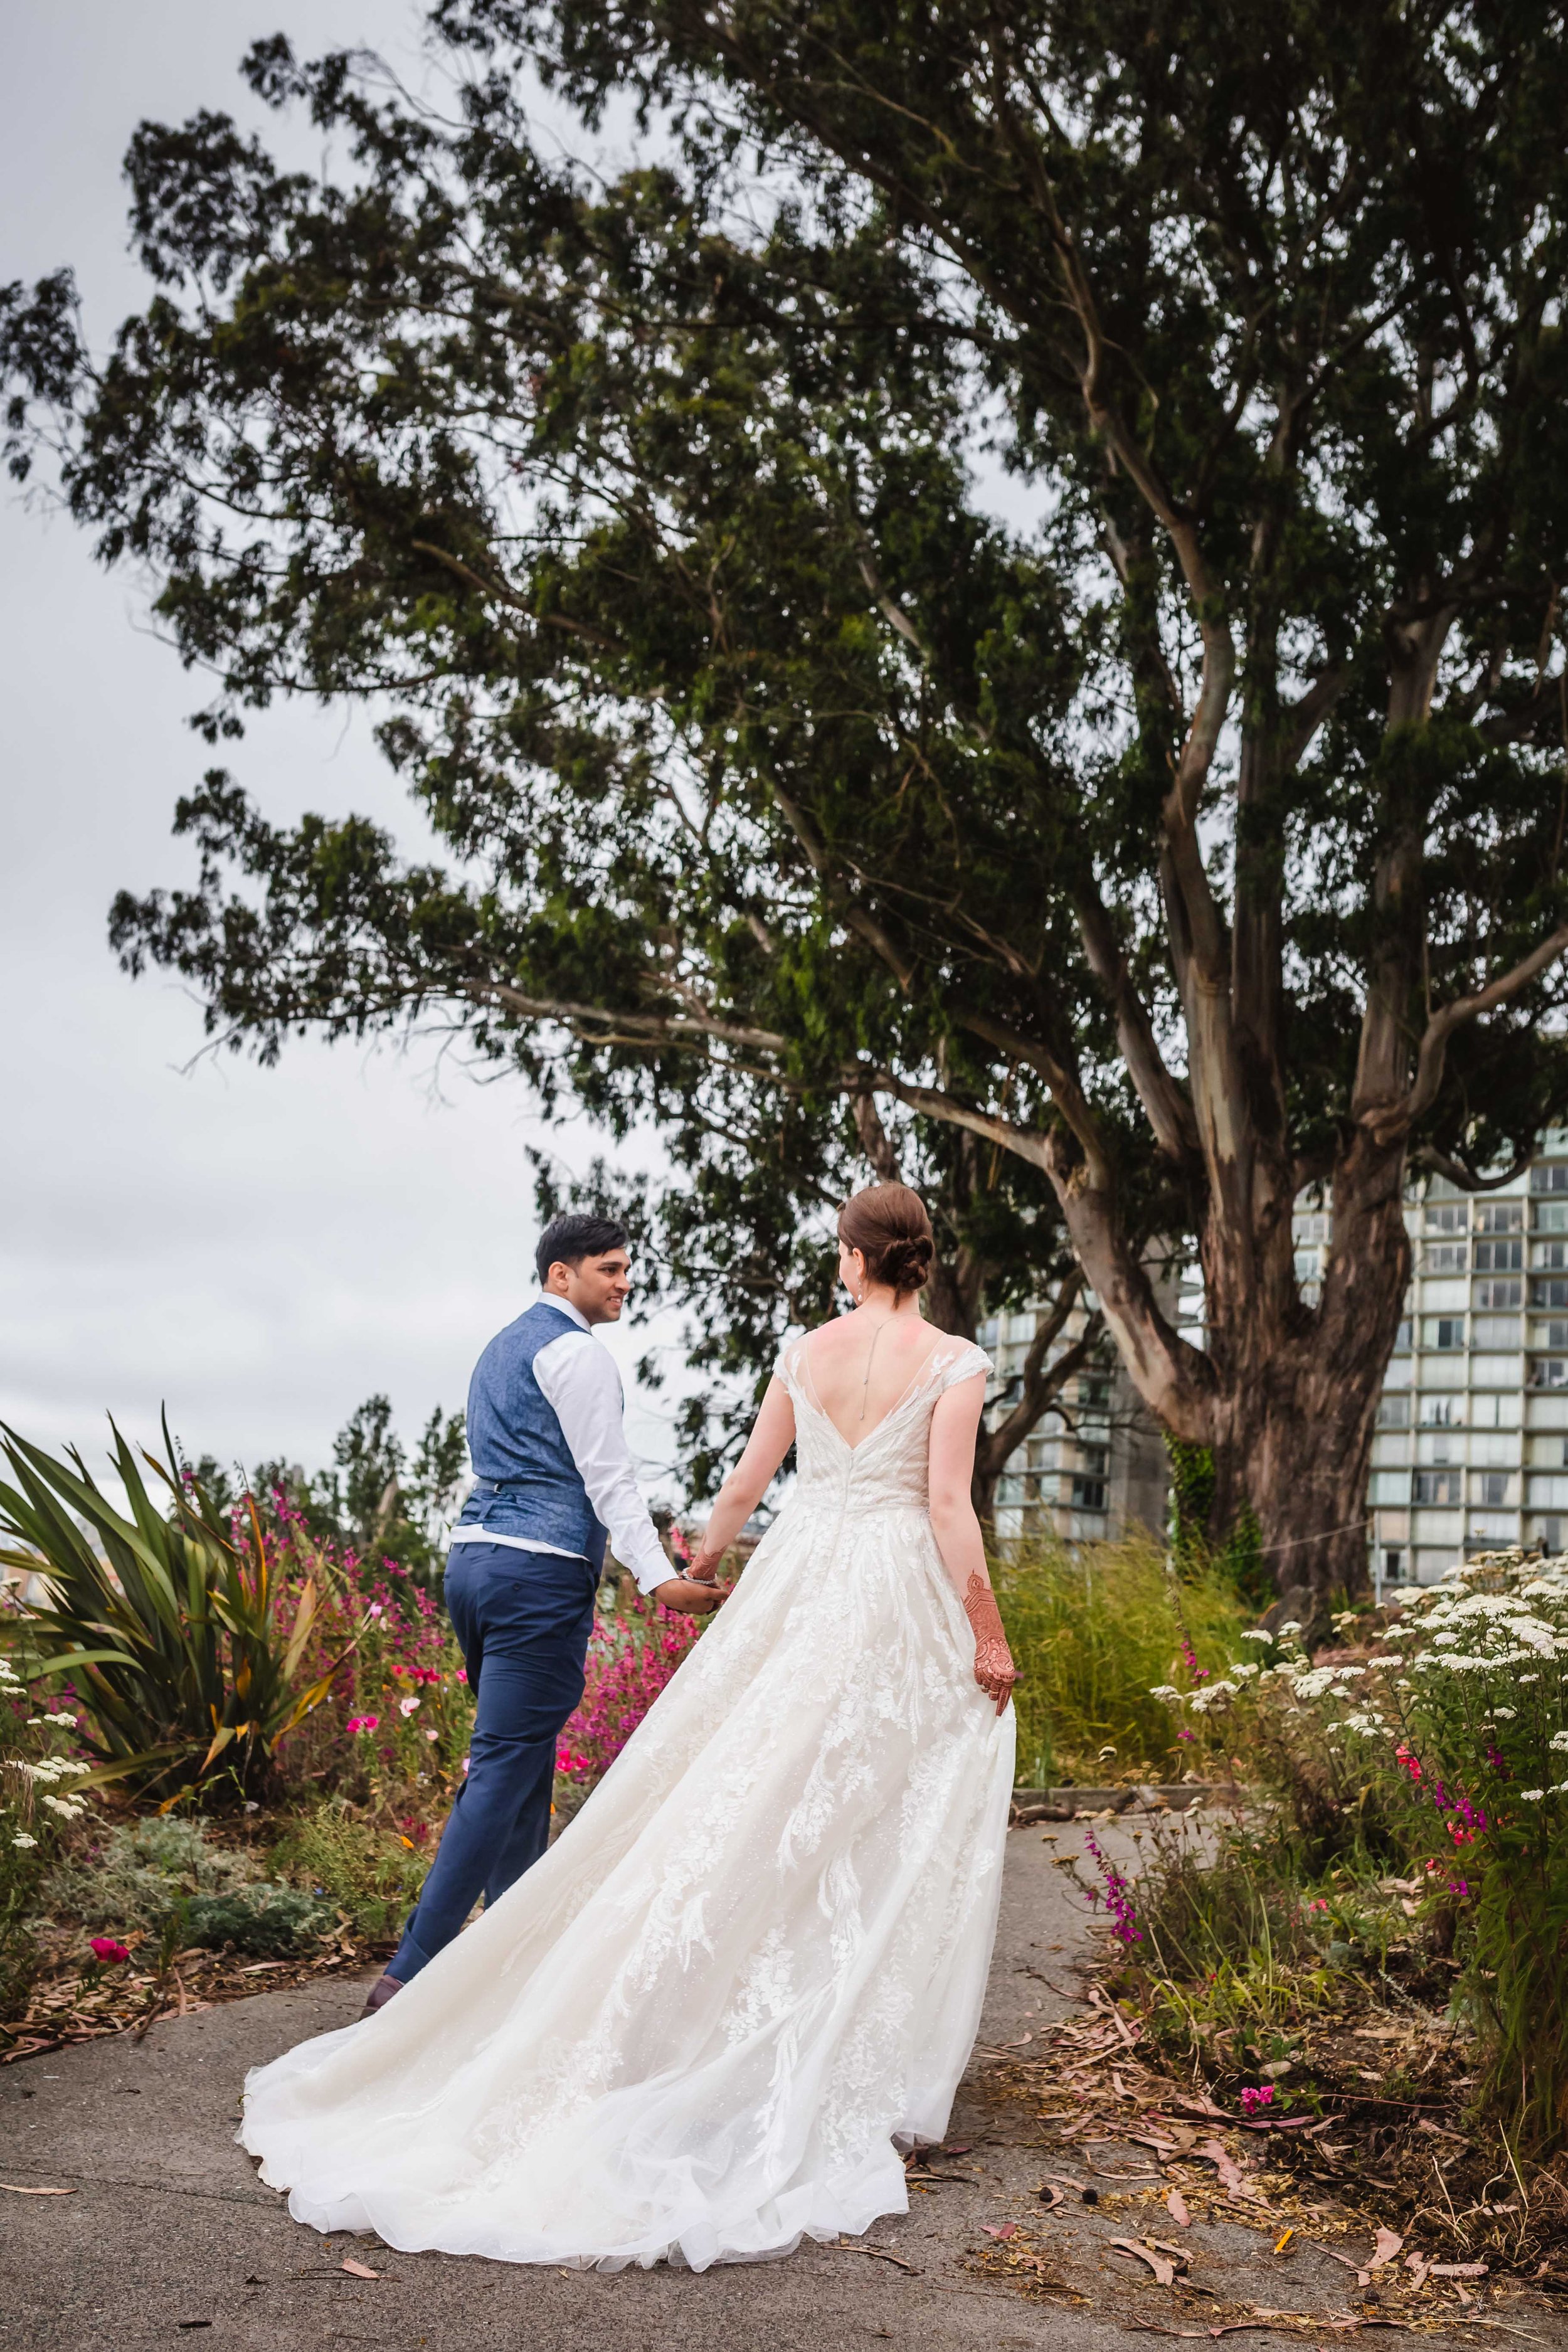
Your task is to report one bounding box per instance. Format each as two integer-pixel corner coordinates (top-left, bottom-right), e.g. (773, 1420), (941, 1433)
(837, 1182), (935, 1296)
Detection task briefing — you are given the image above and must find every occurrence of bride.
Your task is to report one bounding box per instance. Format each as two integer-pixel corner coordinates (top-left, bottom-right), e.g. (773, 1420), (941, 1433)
(240, 1181), (1018, 2271)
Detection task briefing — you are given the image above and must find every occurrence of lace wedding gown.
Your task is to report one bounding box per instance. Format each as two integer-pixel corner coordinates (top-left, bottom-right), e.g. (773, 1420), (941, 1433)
(240, 1337), (1015, 2270)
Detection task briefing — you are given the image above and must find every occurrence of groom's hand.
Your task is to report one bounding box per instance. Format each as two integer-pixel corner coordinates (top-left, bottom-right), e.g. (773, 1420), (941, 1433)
(653, 1574), (728, 1614)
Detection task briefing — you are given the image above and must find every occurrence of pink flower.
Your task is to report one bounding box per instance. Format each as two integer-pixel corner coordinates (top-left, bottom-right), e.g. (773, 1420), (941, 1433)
(455, 1668), (468, 1685)
(1238, 2085), (1274, 2115)
(346, 1714), (379, 1734)
(89, 1936), (130, 1965)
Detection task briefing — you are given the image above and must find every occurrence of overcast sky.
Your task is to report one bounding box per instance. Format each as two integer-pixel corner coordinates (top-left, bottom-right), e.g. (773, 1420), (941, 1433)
(0, 0), (689, 1503)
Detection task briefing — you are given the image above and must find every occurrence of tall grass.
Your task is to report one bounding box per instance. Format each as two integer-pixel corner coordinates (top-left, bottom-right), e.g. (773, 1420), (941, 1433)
(993, 1534), (1251, 1784)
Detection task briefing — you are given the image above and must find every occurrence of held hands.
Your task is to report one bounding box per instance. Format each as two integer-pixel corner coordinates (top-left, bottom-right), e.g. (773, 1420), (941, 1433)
(961, 1570), (1017, 1716)
(652, 1570), (727, 1614)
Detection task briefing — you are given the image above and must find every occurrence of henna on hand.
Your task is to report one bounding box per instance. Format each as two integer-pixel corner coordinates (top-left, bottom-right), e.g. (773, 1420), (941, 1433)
(962, 1570), (1017, 1715)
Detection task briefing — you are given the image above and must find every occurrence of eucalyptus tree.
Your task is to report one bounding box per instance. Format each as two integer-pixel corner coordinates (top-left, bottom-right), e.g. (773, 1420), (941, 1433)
(8, 1), (1568, 1613)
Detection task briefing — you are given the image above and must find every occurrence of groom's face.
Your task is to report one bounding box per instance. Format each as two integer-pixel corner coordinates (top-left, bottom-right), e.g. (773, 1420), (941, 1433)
(553, 1247), (634, 1324)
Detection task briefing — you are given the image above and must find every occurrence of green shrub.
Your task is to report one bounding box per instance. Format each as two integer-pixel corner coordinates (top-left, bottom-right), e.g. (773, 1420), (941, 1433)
(1, 1650), (97, 2019)
(1153, 1552), (1568, 2153)
(994, 1534), (1251, 1784)
(269, 1800), (429, 1942)
(0, 1419), (354, 1793)
(180, 1883), (335, 1956)
(38, 1814), (259, 1937)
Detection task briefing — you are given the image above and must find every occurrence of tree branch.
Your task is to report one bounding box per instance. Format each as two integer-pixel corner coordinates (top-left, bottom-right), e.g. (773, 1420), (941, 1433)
(1365, 921), (1568, 1141)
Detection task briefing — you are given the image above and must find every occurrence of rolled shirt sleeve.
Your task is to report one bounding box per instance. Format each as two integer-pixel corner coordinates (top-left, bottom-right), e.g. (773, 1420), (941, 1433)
(532, 1331), (674, 1596)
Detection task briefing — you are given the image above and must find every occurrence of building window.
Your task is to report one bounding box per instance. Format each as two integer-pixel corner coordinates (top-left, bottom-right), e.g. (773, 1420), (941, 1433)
(1380, 1548), (1406, 1583)
(1530, 1359), (1568, 1388)
(1533, 1241), (1568, 1271)
(1475, 1472), (1512, 1507)
(1474, 1280), (1523, 1309)
(1375, 1392), (1411, 1428)
(1474, 1239), (1523, 1272)
(1472, 1314), (1522, 1347)
(1538, 1517), (1565, 1554)
(1536, 1201), (1568, 1234)
(1422, 1317), (1466, 1350)
(1527, 1475), (1568, 1509)
(1532, 1163), (1568, 1194)
(1414, 1470), (1462, 1505)
(1475, 1201), (1524, 1234)
(1418, 1395), (1459, 1426)
(1070, 1475), (1108, 1512)
(1369, 1470), (1409, 1503)
(1422, 1241), (1468, 1273)
(1424, 1203), (1469, 1232)
(1533, 1279), (1568, 1310)
(1537, 1319), (1568, 1350)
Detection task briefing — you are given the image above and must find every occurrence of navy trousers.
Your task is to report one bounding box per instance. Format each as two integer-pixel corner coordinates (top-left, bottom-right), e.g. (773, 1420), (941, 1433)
(388, 1540), (598, 1982)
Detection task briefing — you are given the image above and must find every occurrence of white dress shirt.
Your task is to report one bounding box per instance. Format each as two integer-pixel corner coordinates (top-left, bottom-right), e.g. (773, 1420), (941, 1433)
(447, 1294), (672, 1595)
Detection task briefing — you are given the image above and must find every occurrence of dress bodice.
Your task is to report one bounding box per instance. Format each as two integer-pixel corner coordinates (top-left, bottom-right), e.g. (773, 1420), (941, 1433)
(775, 1334), (992, 1519)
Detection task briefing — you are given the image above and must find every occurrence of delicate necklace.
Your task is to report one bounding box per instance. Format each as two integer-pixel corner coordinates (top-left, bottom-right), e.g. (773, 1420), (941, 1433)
(859, 1311), (893, 1421)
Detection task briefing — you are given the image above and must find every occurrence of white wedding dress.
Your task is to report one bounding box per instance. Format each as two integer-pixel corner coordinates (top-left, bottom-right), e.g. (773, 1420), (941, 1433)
(240, 1336), (1015, 2270)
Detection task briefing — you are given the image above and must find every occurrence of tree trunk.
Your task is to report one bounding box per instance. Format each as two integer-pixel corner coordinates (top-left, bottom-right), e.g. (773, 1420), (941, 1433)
(1200, 1130), (1411, 1626)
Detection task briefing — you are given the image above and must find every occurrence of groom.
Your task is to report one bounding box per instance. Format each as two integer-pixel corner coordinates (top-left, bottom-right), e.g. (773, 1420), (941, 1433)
(361, 1212), (724, 2014)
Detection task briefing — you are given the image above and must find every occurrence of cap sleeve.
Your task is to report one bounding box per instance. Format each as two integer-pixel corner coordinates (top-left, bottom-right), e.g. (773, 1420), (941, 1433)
(774, 1339), (810, 1399)
(940, 1341), (992, 1391)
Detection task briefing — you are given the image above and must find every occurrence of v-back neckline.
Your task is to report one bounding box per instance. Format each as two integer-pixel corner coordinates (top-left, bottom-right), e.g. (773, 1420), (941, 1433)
(798, 1330), (947, 1455)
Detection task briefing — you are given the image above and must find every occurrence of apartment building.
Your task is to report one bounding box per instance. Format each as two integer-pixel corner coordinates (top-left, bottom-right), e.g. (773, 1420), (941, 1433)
(978, 1298), (1171, 1544)
(1290, 1128), (1568, 1588)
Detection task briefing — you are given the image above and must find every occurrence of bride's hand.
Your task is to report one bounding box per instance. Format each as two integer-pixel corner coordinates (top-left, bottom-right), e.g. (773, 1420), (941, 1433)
(961, 1570), (1017, 1717)
(973, 1635), (1017, 1715)
(653, 1574), (727, 1615)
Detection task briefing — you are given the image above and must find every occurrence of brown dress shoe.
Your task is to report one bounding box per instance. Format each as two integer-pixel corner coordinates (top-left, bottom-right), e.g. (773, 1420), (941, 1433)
(359, 1973), (405, 2019)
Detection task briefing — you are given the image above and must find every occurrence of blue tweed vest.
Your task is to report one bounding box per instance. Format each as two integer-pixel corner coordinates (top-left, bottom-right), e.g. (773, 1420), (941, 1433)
(453, 1301), (610, 1571)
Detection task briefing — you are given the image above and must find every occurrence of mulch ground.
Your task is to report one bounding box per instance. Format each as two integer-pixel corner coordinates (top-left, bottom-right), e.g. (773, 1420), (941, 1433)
(965, 1967), (1568, 2327)
(0, 1917), (386, 2066)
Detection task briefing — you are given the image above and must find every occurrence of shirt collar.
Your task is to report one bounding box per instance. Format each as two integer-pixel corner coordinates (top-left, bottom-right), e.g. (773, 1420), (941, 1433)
(536, 1290), (592, 1333)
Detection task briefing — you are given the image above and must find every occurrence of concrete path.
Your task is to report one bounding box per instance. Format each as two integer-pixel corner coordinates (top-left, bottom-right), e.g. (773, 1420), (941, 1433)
(0, 1823), (1536, 2352)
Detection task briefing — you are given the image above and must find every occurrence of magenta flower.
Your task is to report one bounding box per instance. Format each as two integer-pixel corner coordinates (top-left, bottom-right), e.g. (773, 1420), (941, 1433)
(1081, 1825), (1142, 1946)
(88, 1936), (130, 1965)
(1239, 2084), (1274, 2115)
(346, 1714), (379, 1734)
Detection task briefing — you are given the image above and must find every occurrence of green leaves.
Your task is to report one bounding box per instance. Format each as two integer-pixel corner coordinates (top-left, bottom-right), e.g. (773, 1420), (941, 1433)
(0, 1420), (358, 1793)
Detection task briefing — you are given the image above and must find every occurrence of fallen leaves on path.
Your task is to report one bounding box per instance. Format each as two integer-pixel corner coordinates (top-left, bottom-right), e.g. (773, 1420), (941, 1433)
(340, 2259), (379, 2279)
(835, 2238), (918, 2273)
(0, 2181), (75, 2195)
(1167, 2190), (1192, 2227)
(1111, 2236), (1187, 2285)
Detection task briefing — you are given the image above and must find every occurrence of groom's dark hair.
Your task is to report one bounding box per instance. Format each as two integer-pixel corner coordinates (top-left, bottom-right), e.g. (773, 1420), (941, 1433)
(536, 1212), (630, 1286)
